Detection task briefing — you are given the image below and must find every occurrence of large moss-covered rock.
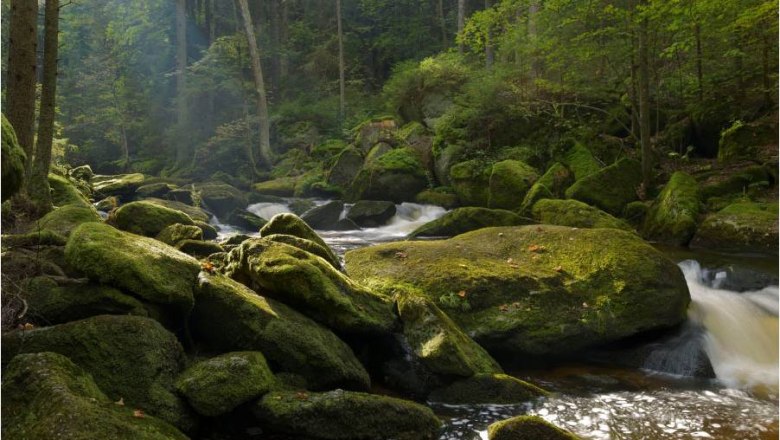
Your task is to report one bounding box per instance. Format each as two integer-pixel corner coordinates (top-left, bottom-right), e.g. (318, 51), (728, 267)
(565, 158), (642, 215)
(2, 352), (187, 440)
(698, 165), (772, 201)
(1, 114), (26, 202)
(642, 172), (701, 245)
(69, 164), (94, 182)
(717, 119), (778, 163)
(176, 351), (275, 417)
(33, 205), (102, 236)
(114, 201), (195, 237)
(396, 291), (502, 377)
(560, 143), (601, 181)
(156, 223), (203, 246)
(49, 173), (92, 208)
(410, 207), (533, 238)
(2, 316), (193, 431)
(428, 373), (548, 404)
(253, 390), (441, 440)
(519, 162), (574, 214)
(175, 239), (224, 258)
(348, 148), (428, 203)
(145, 197), (210, 223)
(488, 415), (580, 440)
(415, 188), (460, 209)
(531, 199), (633, 231)
(346, 200), (396, 227)
(346, 225), (690, 357)
(191, 272), (370, 390)
(252, 176), (298, 197)
(263, 233), (342, 270)
(65, 223), (199, 313)
(225, 208), (267, 230)
(450, 160), (538, 209)
(1, 230), (67, 248)
(224, 238), (394, 336)
(93, 173), (145, 199)
(194, 220), (218, 239)
(327, 147), (364, 189)
(260, 213), (340, 266)
(196, 181), (248, 218)
(23, 276), (148, 325)
(136, 183), (176, 199)
(690, 202), (778, 255)
(448, 160), (490, 206)
(301, 200), (346, 229)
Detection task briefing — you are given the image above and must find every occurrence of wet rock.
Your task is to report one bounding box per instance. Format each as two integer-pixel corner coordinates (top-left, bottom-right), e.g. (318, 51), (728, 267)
(93, 173), (145, 200)
(194, 220), (218, 240)
(225, 208), (266, 231)
(260, 213), (340, 266)
(196, 181), (248, 218)
(428, 373), (548, 404)
(114, 201), (195, 237)
(488, 415), (580, 440)
(348, 148), (427, 203)
(136, 182), (176, 199)
(301, 200), (345, 229)
(156, 223), (203, 246)
(690, 202), (778, 255)
(531, 199), (633, 231)
(176, 239), (224, 258)
(410, 207), (533, 238)
(346, 200), (396, 227)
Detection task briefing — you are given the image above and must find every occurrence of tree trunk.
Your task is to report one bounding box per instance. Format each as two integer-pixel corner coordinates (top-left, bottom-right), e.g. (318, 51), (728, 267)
(437, 0), (447, 49)
(485, 0), (494, 69)
(457, 0), (465, 54)
(270, 0), (282, 98)
(237, 0), (272, 168)
(528, 1), (540, 79)
(175, 0), (189, 166)
(638, 14), (652, 192)
(30, 0), (60, 213)
(6, 0), (38, 185)
(337, 0), (346, 122)
(280, 0), (289, 79)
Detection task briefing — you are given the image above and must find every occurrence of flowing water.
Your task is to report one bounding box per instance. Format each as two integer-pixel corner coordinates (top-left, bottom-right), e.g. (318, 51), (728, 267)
(211, 201), (779, 440)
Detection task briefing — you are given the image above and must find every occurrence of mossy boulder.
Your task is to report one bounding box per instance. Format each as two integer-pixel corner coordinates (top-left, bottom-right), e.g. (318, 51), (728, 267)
(224, 238), (394, 336)
(33, 205), (102, 237)
(519, 162), (574, 214)
(136, 182), (176, 199)
(2, 230), (67, 248)
(65, 223), (199, 313)
(428, 373), (548, 404)
(95, 196), (118, 212)
(346, 200), (397, 227)
(69, 164), (94, 182)
(145, 197), (210, 223)
(194, 220), (218, 240)
(450, 160), (538, 209)
(717, 119), (778, 163)
(175, 351), (275, 417)
(253, 390), (441, 440)
(396, 290), (502, 377)
(560, 143), (601, 181)
(2, 352), (187, 440)
(327, 147), (364, 189)
(225, 208), (267, 230)
(263, 233), (343, 270)
(565, 158), (641, 215)
(93, 173), (145, 199)
(624, 200), (650, 227)
(345, 225), (690, 357)
(531, 199), (633, 231)
(114, 201), (195, 237)
(415, 188), (460, 209)
(690, 202), (778, 255)
(49, 173), (92, 208)
(192, 272), (370, 390)
(23, 276), (148, 325)
(176, 239), (224, 258)
(197, 181), (248, 218)
(156, 223), (203, 246)
(167, 188), (195, 205)
(253, 176), (299, 198)
(260, 213), (340, 266)
(698, 165), (771, 201)
(642, 172), (701, 245)
(301, 200), (346, 229)
(1, 114), (26, 202)
(348, 148), (428, 203)
(488, 415), (580, 440)
(2, 315), (193, 431)
(364, 142), (394, 165)
(410, 207), (533, 238)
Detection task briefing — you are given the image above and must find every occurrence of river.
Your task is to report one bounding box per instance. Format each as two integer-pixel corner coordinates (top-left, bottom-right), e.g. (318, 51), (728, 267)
(212, 200), (779, 440)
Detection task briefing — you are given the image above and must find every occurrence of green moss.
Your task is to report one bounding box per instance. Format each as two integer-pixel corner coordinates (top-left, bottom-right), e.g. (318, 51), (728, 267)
(226, 208), (267, 231)
(65, 222), (199, 312)
(718, 119), (778, 163)
(410, 207), (533, 238)
(95, 196), (119, 212)
(624, 200), (650, 227)
(260, 213), (340, 265)
(690, 202), (778, 255)
(642, 172), (701, 245)
(488, 160), (539, 210)
(2, 316), (194, 432)
(114, 201), (195, 237)
(2, 229), (67, 248)
(156, 223), (203, 246)
(264, 233), (342, 270)
(449, 160), (491, 206)
(69, 164), (94, 182)
(345, 225), (690, 357)
(92, 173), (145, 199)
(699, 165), (771, 201)
(531, 199), (633, 231)
(364, 143), (394, 165)
(196, 181), (248, 218)
(253, 177), (299, 197)
(347, 200), (397, 227)
(519, 162), (574, 214)
(565, 158), (642, 215)
(23, 276), (148, 325)
(253, 390), (441, 440)
(1, 114), (26, 202)
(2, 352), (187, 439)
(145, 198), (210, 223)
(488, 415), (580, 440)
(34, 205), (102, 236)
(396, 290), (502, 377)
(192, 272), (370, 390)
(327, 147), (364, 188)
(176, 351), (275, 417)
(48, 173), (92, 208)
(176, 239), (224, 258)
(348, 148), (427, 203)
(428, 373), (548, 404)
(561, 143), (601, 181)
(194, 220), (218, 239)
(224, 238), (395, 336)
(415, 188), (460, 209)
(136, 182), (176, 199)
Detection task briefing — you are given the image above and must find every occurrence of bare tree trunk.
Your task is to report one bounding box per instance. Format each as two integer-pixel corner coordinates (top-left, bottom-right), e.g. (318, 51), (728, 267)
(457, 0), (465, 54)
(485, 0), (494, 69)
(230, 0), (257, 174)
(337, 0), (346, 122)
(638, 13), (653, 191)
(6, 0), (38, 186)
(528, 1), (540, 79)
(30, 0), (60, 213)
(437, 0), (447, 49)
(175, 0), (189, 167)
(237, 0), (272, 168)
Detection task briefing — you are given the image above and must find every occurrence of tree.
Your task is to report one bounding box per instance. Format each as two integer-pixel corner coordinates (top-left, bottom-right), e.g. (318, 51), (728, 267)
(29, 0), (62, 213)
(5, 0), (38, 184)
(337, 0), (346, 121)
(457, 0), (466, 53)
(638, 8), (652, 191)
(237, 0), (272, 168)
(175, 0), (189, 167)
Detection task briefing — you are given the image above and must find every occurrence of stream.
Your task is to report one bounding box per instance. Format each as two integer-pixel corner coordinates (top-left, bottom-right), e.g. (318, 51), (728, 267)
(211, 200), (779, 440)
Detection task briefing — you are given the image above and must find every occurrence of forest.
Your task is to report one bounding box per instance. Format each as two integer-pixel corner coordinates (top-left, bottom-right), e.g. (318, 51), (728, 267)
(1, 0), (778, 439)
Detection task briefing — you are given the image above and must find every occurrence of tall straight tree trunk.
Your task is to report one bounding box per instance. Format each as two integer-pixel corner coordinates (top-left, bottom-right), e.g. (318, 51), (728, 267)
(6, 0), (38, 186)
(337, 0), (346, 122)
(175, 0), (189, 166)
(29, 0), (60, 213)
(457, 0), (465, 53)
(270, 0), (281, 97)
(237, 0), (272, 168)
(485, 0), (494, 69)
(638, 14), (652, 192)
(437, 0), (447, 49)
(528, 1), (540, 79)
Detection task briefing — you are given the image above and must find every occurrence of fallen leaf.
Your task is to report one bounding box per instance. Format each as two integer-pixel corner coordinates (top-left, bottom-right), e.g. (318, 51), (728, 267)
(115, 397), (125, 406)
(458, 264), (467, 268)
(554, 266), (563, 272)
(498, 304), (509, 312)
(394, 251), (408, 260)
(527, 244), (546, 253)
(506, 258), (514, 264)
(133, 409), (144, 418)
(457, 290), (467, 298)
(582, 302), (589, 308)
(23, 323), (34, 330)
(201, 261), (215, 273)
(296, 391), (309, 401)
(536, 226), (543, 232)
